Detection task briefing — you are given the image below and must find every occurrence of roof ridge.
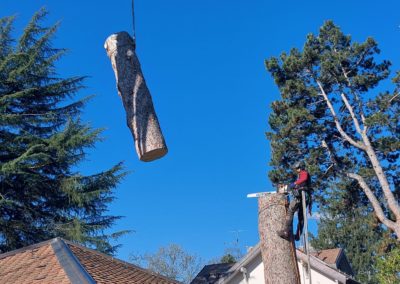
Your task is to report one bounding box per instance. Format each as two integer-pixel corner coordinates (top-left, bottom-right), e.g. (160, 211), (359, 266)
(51, 238), (96, 284)
(333, 247), (343, 265)
(63, 239), (180, 284)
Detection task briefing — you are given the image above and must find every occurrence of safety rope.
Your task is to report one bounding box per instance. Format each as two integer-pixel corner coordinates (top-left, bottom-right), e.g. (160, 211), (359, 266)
(302, 190), (312, 284)
(290, 237), (301, 284)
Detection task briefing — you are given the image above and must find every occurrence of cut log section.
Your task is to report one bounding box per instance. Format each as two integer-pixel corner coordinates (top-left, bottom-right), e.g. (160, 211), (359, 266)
(258, 193), (300, 284)
(104, 32), (167, 162)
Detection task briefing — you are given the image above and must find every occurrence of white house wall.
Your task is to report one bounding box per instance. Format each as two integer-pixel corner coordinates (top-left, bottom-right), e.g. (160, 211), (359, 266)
(298, 261), (340, 284)
(222, 254), (264, 284)
(223, 258), (342, 284)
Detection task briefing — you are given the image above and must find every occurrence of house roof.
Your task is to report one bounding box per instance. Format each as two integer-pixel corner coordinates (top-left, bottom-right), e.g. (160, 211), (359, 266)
(312, 248), (342, 265)
(191, 263), (235, 284)
(193, 243), (359, 284)
(0, 238), (179, 284)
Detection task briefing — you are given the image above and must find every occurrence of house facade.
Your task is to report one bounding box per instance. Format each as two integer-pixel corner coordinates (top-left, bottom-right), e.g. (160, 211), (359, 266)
(192, 243), (359, 284)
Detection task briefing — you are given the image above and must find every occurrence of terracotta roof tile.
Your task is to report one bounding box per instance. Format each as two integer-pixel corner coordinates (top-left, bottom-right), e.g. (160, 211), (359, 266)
(0, 238), (179, 284)
(68, 242), (179, 284)
(312, 248), (342, 265)
(0, 242), (71, 284)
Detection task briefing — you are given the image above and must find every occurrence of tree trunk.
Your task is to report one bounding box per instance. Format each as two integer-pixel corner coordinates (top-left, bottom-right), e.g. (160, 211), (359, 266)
(104, 32), (167, 162)
(258, 193), (300, 284)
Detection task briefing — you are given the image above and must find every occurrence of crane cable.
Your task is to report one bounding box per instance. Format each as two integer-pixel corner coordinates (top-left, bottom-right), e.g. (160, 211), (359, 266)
(131, 0), (136, 43)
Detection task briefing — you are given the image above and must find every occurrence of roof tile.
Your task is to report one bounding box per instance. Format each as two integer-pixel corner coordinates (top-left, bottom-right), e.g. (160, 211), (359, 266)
(68, 243), (178, 284)
(0, 243), (71, 284)
(0, 238), (179, 284)
(312, 248), (342, 265)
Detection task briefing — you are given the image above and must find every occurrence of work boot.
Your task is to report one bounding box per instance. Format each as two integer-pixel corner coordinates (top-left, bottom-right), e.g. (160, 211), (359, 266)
(278, 220), (292, 241)
(277, 229), (291, 241)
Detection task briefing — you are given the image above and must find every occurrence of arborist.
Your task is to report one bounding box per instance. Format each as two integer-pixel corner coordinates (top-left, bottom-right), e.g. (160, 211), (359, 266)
(278, 161), (312, 241)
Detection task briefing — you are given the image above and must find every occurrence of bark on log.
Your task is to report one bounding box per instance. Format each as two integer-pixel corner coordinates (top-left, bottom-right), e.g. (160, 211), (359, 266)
(258, 193), (300, 284)
(104, 32), (167, 162)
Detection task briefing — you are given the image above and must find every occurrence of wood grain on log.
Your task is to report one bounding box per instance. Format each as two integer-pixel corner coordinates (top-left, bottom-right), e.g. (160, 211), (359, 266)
(258, 193), (300, 284)
(104, 32), (167, 162)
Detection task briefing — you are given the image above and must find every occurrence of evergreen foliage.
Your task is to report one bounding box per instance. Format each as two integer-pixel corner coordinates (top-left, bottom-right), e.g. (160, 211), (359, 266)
(310, 180), (387, 283)
(220, 253), (236, 264)
(376, 244), (400, 284)
(265, 21), (399, 279)
(0, 9), (127, 254)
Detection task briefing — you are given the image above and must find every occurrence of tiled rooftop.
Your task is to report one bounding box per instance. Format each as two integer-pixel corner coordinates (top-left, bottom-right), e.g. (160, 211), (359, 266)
(190, 263), (235, 284)
(0, 242), (70, 284)
(0, 238), (179, 284)
(68, 241), (179, 284)
(312, 248), (342, 265)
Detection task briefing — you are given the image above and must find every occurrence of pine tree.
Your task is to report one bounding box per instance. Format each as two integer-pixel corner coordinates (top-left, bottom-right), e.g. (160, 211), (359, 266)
(376, 244), (400, 284)
(265, 20), (399, 280)
(0, 9), (127, 254)
(265, 20), (400, 237)
(310, 180), (389, 283)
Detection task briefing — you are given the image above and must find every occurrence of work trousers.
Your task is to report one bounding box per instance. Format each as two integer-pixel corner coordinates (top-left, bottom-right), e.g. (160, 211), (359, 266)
(284, 191), (309, 236)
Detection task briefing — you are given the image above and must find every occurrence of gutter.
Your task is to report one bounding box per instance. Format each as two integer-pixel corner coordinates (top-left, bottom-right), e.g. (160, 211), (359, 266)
(218, 243), (356, 284)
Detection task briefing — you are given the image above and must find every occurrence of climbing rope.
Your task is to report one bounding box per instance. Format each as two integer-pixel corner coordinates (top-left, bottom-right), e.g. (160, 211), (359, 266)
(289, 237), (301, 284)
(301, 190), (312, 284)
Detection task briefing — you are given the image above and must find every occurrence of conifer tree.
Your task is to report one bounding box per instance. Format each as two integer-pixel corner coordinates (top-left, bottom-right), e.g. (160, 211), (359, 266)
(310, 180), (390, 283)
(0, 9), (127, 254)
(265, 20), (399, 280)
(265, 21), (400, 238)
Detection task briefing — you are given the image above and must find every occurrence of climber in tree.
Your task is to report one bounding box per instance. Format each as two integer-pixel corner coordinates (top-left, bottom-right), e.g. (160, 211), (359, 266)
(278, 161), (312, 241)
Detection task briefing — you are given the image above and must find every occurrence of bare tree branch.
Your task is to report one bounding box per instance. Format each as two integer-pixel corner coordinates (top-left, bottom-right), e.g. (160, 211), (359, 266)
(341, 93), (364, 135)
(347, 172), (398, 233)
(338, 52), (367, 125)
(316, 80), (366, 150)
(361, 133), (400, 221)
(388, 93), (400, 103)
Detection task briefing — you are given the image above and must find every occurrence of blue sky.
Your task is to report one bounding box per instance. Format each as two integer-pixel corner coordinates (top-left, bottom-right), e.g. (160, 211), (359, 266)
(2, 0), (399, 263)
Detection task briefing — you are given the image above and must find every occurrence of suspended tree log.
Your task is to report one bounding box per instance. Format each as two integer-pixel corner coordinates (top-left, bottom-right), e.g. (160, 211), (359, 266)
(104, 32), (167, 162)
(258, 193), (300, 284)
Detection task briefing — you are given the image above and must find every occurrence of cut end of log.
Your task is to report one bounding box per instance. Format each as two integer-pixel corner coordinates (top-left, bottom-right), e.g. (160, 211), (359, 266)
(104, 32), (134, 58)
(139, 147), (168, 162)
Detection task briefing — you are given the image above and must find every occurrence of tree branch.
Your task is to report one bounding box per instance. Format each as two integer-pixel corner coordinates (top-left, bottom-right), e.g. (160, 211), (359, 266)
(316, 80), (366, 150)
(347, 172), (397, 230)
(361, 133), (400, 221)
(341, 93), (363, 135)
(338, 51), (367, 125)
(388, 93), (399, 103)
(321, 139), (338, 165)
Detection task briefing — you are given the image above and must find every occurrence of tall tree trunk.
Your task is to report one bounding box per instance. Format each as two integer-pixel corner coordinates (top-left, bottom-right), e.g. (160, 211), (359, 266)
(258, 193), (300, 284)
(104, 32), (167, 162)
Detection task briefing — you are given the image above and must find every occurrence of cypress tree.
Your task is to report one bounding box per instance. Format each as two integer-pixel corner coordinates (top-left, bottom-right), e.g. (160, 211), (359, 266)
(0, 9), (127, 254)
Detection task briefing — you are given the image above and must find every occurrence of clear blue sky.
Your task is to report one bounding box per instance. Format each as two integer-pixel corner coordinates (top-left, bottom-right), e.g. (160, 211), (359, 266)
(2, 0), (399, 263)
